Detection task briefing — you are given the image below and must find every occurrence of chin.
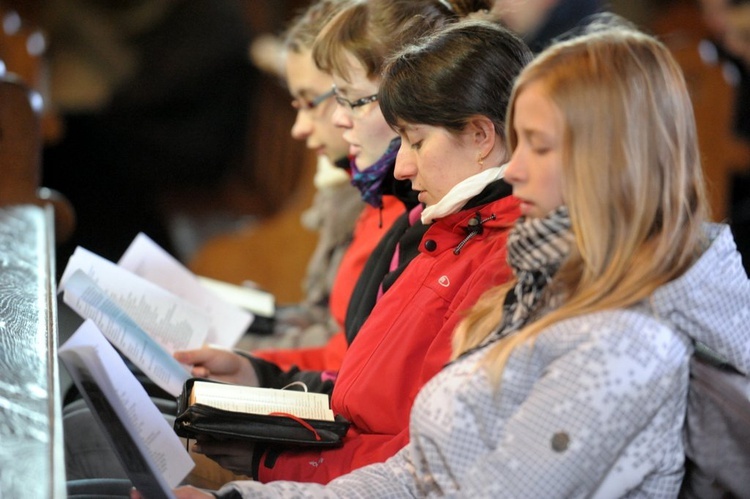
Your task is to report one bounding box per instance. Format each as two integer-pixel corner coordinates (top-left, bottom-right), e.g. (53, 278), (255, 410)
(356, 158), (376, 170)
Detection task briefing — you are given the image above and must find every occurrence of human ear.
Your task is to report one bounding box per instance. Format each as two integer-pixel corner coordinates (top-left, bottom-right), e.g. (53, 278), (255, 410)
(466, 115), (499, 160)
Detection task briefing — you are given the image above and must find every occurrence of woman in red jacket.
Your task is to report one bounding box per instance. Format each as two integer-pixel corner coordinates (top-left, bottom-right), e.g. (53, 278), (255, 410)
(186, 12), (532, 485)
(246, 0), (411, 370)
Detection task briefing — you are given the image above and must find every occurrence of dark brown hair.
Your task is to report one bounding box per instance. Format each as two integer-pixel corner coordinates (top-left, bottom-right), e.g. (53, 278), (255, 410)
(380, 19), (532, 136)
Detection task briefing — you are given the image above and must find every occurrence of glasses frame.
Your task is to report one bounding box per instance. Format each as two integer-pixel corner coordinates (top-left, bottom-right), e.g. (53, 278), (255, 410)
(333, 88), (379, 111)
(291, 88), (336, 111)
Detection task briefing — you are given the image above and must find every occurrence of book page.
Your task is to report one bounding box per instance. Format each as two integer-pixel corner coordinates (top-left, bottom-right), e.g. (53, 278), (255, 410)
(196, 275), (275, 318)
(119, 233), (254, 348)
(59, 319), (194, 490)
(60, 246), (209, 353)
(191, 381), (334, 421)
(61, 270), (190, 397)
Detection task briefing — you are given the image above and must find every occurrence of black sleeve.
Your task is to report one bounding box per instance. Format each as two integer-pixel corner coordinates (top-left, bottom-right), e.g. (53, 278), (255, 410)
(238, 352), (335, 395)
(344, 212), (408, 344)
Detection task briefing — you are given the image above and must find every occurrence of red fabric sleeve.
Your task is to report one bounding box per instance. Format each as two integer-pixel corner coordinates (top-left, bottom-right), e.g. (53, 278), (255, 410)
(327, 196), (405, 327)
(252, 197), (405, 372)
(252, 332), (348, 372)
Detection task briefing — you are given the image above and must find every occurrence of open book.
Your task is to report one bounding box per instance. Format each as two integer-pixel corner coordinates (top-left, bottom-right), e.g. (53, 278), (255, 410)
(59, 319), (194, 498)
(189, 380), (334, 421)
(58, 233), (255, 397)
(174, 379), (350, 447)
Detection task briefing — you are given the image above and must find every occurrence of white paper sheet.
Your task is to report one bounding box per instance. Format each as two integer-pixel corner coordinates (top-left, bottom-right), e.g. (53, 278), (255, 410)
(60, 246), (210, 354)
(119, 233), (254, 347)
(59, 319), (194, 490)
(61, 270), (190, 397)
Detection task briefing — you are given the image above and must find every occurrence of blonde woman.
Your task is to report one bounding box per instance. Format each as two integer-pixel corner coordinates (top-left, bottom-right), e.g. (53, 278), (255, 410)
(136, 19), (750, 499)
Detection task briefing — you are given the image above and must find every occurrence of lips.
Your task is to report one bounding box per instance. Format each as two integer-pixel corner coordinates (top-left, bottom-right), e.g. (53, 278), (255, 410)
(518, 200), (533, 215)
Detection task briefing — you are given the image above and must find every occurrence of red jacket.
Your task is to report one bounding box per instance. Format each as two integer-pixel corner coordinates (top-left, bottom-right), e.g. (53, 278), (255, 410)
(253, 195), (406, 372)
(258, 191), (521, 483)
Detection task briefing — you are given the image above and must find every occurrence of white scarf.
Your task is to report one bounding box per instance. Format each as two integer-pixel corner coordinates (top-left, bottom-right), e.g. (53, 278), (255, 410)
(420, 165), (506, 224)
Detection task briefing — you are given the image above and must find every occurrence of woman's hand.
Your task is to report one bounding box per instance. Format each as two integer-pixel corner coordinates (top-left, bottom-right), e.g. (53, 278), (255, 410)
(193, 438), (256, 477)
(130, 485), (214, 499)
(175, 346), (259, 386)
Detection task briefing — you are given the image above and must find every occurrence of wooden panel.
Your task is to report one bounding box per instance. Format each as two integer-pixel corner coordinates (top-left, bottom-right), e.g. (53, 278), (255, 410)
(0, 204), (65, 498)
(0, 3), (63, 144)
(0, 73), (40, 204)
(650, 0), (750, 221)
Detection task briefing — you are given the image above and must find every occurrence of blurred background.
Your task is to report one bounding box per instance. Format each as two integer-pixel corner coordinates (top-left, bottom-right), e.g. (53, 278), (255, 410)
(1, 0), (748, 305)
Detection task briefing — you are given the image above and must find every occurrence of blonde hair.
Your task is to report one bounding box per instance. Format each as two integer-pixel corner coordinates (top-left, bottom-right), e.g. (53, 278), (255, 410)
(453, 23), (709, 383)
(283, 0), (352, 54)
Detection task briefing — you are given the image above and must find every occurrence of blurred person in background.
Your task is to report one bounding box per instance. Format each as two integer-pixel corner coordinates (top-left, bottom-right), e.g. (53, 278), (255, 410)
(40, 0), (257, 268)
(489, 0), (603, 52)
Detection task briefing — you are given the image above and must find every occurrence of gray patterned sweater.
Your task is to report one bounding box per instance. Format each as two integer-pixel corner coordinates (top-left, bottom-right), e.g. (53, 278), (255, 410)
(216, 224), (750, 498)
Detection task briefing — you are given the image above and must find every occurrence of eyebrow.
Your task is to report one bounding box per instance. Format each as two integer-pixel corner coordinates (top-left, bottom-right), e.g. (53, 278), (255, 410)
(293, 88), (314, 99)
(518, 127), (550, 140)
(334, 83), (375, 98)
(333, 84), (350, 97)
(297, 87), (331, 99)
(395, 123), (417, 135)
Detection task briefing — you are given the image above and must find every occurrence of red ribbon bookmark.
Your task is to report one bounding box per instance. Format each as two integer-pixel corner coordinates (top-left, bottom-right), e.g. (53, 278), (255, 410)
(270, 412), (322, 441)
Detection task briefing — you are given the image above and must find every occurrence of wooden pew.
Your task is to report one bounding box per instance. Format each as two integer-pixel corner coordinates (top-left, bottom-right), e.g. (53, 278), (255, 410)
(0, 69), (76, 244)
(0, 204), (65, 498)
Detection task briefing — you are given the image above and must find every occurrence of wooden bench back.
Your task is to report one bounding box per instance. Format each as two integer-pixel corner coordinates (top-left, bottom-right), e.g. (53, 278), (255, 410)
(0, 71), (41, 204)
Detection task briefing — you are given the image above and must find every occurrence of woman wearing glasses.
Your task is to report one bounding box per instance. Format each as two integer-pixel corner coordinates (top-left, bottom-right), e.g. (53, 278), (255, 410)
(240, 0), (411, 365)
(181, 3), (530, 486)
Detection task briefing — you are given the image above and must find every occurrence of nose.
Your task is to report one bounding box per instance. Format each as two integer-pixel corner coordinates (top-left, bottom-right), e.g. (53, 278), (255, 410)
(332, 103), (352, 129)
(393, 143), (416, 181)
(291, 110), (313, 141)
(503, 147), (524, 186)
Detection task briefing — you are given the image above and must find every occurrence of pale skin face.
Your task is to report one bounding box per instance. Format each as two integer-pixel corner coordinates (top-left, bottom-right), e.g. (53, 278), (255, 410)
(331, 51), (398, 170)
(394, 119), (498, 206)
(285, 48), (349, 161)
(504, 81), (565, 218)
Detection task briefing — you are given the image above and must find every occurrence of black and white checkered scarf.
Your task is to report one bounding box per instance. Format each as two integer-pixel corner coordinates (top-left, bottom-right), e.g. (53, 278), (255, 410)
(487, 206), (573, 343)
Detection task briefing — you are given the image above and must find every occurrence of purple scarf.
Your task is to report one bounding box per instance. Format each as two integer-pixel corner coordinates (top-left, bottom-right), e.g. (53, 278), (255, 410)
(350, 137), (401, 208)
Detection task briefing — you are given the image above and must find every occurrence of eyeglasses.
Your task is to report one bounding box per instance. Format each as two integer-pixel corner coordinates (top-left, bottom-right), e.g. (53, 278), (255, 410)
(333, 88), (379, 111)
(291, 88), (336, 111)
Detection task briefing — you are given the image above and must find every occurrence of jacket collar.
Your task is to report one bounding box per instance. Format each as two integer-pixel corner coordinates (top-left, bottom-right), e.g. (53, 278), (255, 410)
(419, 179), (518, 255)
